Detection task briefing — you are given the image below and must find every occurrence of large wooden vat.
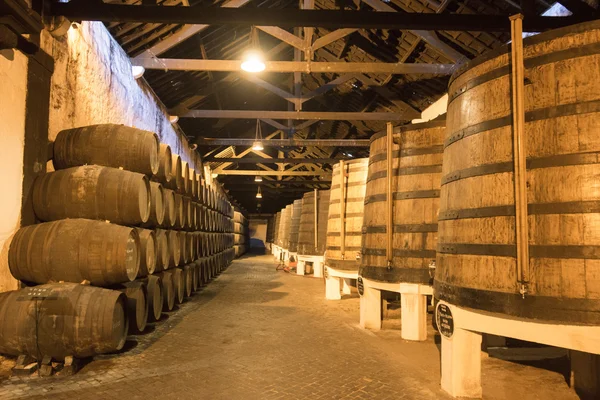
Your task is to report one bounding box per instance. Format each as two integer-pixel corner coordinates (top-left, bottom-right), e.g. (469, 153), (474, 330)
(325, 158), (369, 271)
(9, 219), (140, 286)
(273, 212), (281, 246)
(0, 283), (128, 360)
(435, 20), (600, 324)
(288, 199), (303, 253)
(360, 120), (444, 284)
(298, 190), (330, 256)
(33, 165), (150, 226)
(53, 124), (159, 176)
(281, 204), (294, 249)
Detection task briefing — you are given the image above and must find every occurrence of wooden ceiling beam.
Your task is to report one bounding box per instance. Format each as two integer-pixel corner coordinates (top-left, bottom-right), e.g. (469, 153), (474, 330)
(132, 58), (456, 74)
(184, 110), (402, 121)
(198, 138), (370, 146)
(214, 170), (330, 176)
(205, 157), (342, 163)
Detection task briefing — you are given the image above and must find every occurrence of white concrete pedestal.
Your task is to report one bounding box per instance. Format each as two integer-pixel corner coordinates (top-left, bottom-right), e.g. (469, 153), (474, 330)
(297, 254), (325, 277)
(324, 266), (357, 300)
(358, 277), (432, 341)
(437, 300), (600, 398)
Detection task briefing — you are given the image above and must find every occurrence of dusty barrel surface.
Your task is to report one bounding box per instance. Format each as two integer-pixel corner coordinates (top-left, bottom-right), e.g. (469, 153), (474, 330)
(136, 228), (157, 277)
(325, 158), (369, 271)
(435, 20), (600, 324)
(33, 165), (150, 225)
(142, 182), (165, 228)
(117, 281), (148, 334)
(288, 199), (303, 253)
(280, 205), (293, 249)
(156, 143), (173, 184)
(9, 219), (139, 286)
(145, 275), (163, 321)
(298, 190), (330, 256)
(361, 121), (444, 284)
(53, 124), (159, 176)
(0, 283), (128, 360)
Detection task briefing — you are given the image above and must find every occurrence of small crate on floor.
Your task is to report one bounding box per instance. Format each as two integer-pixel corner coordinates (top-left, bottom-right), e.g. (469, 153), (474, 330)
(297, 254), (325, 277)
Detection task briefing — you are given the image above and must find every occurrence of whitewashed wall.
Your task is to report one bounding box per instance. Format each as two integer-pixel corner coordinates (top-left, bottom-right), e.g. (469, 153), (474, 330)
(41, 22), (202, 170)
(0, 50), (29, 292)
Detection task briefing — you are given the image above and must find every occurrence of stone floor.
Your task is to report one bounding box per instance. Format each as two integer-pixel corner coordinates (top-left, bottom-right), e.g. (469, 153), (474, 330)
(0, 253), (579, 399)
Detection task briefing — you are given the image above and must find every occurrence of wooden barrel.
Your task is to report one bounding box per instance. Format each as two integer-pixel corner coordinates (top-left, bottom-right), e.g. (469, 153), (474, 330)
(117, 281), (148, 334)
(162, 188), (176, 228)
(182, 265), (193, 298)
(172, 268), (185, 304)
(33, 165), (150, 225)
(189, 168), (197, 199)
(361, 120), (444, 284)
(9, 219), (139, 286)
(277, 206), (290, 248)
(325, 158), (369, 271)
(136, 228), (157, 277)
(288, 199), (303, 253)
(168, 154), (183, 192)
(158, 271), (175, 311)
(435, 20), (600, 325)
(142, 182), (165, 228)
(191, 263), (200, 291)
(181, 161), (191, 195)
(173, 193), (185, 229)
(53, 124), (159, 176)
(298, 190), (330, 256)
(179, 232), (190, 264)
(154, 229), (169, 272)
(0, 283), (127, 360)
(182, 196), (192, 230)
(156, 143), (173, 184)
(145, 275), (163, 321)
(273, 211), (281, 246)
(166, 230), (181, 267)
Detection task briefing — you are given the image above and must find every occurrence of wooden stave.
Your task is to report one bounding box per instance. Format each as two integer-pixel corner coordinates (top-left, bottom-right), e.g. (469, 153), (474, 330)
(0, 283), (128, 360)
(33, 165), (151, 226)
(360, 123), (444, 284)
(325, 158), (369, 271)
(9, 219), (140, 286)
(298, 190), (331, 256)
(435, 21), (600, 324)
(53, 124), (159, 176)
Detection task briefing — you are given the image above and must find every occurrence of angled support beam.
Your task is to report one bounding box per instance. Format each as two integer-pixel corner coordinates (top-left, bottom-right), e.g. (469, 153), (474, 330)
(213, 130), (283, 172)
(301, 74), (357, 102)
(244, 75), (300, 106)
(132, 58), (456, 74)
(256, 26), (305, 50)
(183, 110), (403, 121)
(312, 28), (358, 51)
(198, 138), (371, 146)
(131, 0), (252, 59)
(205, 157), (344, 163)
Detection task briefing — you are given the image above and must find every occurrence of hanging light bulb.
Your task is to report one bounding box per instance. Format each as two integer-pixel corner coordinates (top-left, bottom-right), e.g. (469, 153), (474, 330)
(132, 65), (145, 79)
(252, 119), (264, 151)
(255, 175), (263, 182)
(241, 27), (266, 73)
(256, 186), (263, 199)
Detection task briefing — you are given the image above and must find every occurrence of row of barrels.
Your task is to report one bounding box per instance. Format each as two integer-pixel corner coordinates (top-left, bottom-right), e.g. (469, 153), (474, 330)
(8, 219), (234, 287)
(0, 250), (234, 361)
(33, 165), (232, 233)
(232, 210), (249, 257)
(52, 124), (233, 217)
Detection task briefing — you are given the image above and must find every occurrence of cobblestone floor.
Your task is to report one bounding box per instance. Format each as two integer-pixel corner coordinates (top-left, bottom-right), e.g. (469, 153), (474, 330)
(0, 253), (578, 399)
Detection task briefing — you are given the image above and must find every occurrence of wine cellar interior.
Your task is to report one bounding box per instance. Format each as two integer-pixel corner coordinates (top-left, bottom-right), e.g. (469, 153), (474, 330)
(0, 0), (599, 398)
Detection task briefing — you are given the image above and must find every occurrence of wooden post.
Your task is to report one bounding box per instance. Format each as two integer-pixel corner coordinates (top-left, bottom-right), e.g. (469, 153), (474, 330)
(339, 160), (346, 260)
(510, 14), (530, 295)
(386, 122), (394, 269)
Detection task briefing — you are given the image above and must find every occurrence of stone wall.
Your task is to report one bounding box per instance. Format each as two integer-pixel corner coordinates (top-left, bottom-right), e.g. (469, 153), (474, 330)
(41, 21), (202, 170)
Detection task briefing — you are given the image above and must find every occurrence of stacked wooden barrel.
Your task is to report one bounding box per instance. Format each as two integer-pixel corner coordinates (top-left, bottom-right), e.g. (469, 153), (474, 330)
(325, 159), (369, 273)
(4, 124), (235, 362)
(435, 20), (600, 325)
(233, 208), (249, 258)
(297, 190), (330, 256)
(288, 199), (303, 254)
(360, 120), (444, 284)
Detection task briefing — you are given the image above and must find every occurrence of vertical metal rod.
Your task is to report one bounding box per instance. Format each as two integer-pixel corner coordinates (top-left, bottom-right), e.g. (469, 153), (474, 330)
(314, 188), (318, 251)
(339, 160), (346, 259)
(386, 122), (394, 269)
(510, 14), (530, 295)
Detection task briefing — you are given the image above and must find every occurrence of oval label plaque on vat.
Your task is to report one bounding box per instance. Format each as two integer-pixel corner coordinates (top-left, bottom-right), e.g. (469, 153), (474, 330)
(357, 277), (364, 296)
(436, 303), (454, 338)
